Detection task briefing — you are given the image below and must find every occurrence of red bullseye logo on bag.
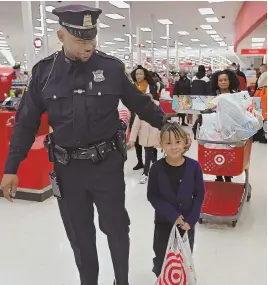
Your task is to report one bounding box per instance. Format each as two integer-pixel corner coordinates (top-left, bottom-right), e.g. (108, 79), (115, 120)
(159, 252), (187, 285)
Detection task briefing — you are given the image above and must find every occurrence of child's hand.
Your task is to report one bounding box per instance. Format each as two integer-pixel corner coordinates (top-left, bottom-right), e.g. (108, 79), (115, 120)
(181, 222), (191, 231)
(176, 215), (184, 226)
(129, 141), (135, 149)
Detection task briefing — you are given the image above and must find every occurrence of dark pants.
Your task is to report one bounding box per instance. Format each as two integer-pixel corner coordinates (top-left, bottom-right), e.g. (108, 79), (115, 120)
(55, 151), (130, 285)
(144, 147), (158, 176)
(152, 222), (195, 277)
(135, 137), (143, 165)
(178, 113), (186, 122)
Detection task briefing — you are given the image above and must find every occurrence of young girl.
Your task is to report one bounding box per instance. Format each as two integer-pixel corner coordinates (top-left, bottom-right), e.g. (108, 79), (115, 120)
(147, 120), (205, 278)
(129, 94), (160, 184)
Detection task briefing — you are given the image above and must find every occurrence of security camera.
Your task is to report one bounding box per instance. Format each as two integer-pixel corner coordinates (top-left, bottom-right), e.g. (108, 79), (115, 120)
(221, 16), (226, 19)
(195, 28), (198, 30)
(122, 24), (126, 27)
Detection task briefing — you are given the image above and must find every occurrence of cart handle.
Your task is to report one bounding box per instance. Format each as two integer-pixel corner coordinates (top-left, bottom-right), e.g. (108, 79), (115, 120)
(197, 139), (247, 147)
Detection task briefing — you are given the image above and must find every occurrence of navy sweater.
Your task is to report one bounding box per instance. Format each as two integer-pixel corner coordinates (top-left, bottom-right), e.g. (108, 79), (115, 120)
(147, 156), (205, 228)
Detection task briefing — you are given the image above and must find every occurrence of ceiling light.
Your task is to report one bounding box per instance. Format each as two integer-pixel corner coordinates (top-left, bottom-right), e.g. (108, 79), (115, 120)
(160, 36), (171, 40)
(178, 31), (189, 35)
(109, 1), (129, 8)
(211, 34), (220, 38)
(198, 8), (214, 15)
(100, 45), (108, 48)
(0, 37), (5, 40)
(177, 42), (184, 46)
(37, 18), (58, 24)
(252, 43), (264, 47)
(218, 42), (227, 46)
(146, 40), (156, 44)
(99, 23), (110, 28)
(35, 27), (54, 32)
(206, 17), (219, 23)
(252, 38), (265, 43)
(191, 39), (200, 42)
(105, 14), (125, 20)
(104, 42), (116, 45)
(0, 43), (8, 47)
(141, 27), (152, 32)
(34, 33), (43, 37)
(117, 48), (125, 52)
(200, 25), (213, 30)
(0, 40), (7, 44)
(200, 44), (208, 47)
(161, 46), (167, 48)
(214, 38), (223, 41)
(0, 32), (3, 35)
(206, 30), (217, 34)
(114, 37), (125, 42)
(158, 19), (173, 25)
(185, 47), (192, 50)
(45, 5), (55, 12)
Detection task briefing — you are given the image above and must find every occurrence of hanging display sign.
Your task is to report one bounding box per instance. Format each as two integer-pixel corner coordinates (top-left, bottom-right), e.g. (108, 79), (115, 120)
(146, 57), (151, 63)
(241, 48), (267, 55)
(180, 62), (192, 67)
(34, 38), (42, 49)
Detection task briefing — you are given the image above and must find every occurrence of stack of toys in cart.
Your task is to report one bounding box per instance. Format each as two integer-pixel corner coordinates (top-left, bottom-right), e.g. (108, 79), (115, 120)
(199, 91), (263, 142)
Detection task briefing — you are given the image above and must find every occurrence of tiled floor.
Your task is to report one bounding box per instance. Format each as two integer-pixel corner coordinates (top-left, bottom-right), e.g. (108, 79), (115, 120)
(0, 133), (267, 285)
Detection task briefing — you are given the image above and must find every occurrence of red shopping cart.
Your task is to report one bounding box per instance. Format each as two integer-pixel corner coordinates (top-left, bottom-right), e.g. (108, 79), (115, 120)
(197, 138), (253, 227)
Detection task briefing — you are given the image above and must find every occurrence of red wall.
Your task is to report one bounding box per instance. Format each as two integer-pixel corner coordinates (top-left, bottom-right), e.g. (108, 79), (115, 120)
(234, 1), (267, 52)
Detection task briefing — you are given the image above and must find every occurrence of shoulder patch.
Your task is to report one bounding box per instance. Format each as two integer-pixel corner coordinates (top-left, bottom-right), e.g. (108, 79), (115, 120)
(94, 50), (124, 66)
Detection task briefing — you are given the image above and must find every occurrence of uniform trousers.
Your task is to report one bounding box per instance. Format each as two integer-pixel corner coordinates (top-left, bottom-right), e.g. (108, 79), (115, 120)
(152, 222), (195, 277)
(55, 150), (130, 285)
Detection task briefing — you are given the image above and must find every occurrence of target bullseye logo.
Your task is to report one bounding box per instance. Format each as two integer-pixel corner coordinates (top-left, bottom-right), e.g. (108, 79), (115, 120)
(159, 252), (187, 285)
(214, 154), (225, 165)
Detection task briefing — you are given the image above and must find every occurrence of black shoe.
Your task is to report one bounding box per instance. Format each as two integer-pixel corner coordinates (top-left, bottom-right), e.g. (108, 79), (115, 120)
(215, 176), (224, 182)
(224, 176), (232, 183)
(133, 163), (144, 170)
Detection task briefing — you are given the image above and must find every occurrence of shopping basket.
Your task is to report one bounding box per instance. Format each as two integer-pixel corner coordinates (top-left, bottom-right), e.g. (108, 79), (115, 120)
(197, 137), (253, 227)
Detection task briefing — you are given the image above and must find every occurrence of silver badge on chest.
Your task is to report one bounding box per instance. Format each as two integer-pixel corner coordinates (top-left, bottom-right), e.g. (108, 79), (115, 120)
(93, 70), (105, 83)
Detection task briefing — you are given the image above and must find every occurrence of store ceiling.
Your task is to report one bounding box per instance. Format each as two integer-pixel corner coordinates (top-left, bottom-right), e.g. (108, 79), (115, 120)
(0, 1), (257, 69)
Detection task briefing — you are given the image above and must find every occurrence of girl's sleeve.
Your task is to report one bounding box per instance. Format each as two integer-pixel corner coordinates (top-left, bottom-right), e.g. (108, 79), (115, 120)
(185, 162), (205, 228)
(129, 115), (140, 142)
(147, 165), (181, 224)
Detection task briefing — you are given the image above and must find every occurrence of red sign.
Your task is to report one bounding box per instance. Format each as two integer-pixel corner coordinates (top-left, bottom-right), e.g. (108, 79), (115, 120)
(241, 48), (267, 55)
(180, 62), (192, 67)
(146, 57), (151, 63)
(34, 38), (42, 49)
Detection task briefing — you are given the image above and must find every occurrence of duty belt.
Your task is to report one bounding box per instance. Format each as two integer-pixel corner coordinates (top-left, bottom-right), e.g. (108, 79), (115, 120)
(53, 140), (117, 165)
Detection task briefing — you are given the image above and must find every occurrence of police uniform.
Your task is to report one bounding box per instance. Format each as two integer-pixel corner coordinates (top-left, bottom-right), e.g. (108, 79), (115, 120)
(4, 5), (164, 285)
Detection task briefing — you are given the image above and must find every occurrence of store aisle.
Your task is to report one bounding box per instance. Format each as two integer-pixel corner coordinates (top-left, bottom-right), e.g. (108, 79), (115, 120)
(0, 134), (266, 285)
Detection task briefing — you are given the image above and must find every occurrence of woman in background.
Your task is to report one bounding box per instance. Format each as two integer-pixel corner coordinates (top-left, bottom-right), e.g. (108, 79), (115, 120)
(130, 65), (158, 170)
(191, 65), (210, 96)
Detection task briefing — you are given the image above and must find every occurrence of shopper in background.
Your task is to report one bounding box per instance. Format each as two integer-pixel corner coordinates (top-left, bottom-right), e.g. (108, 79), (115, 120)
(210, 69), (240, 182)
(173, 69), (191, 126)
(231, 62), (247, 91)
(130, 65), (158, 170)
(191, 65), (210, 95)
(129, 93), (160, 184)
(147, 119), (205, 278)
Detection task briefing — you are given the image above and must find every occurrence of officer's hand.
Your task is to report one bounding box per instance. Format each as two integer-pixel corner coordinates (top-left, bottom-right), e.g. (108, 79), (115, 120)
(0, 174), (18, 203)
(129, 141), (135, 149)
(183, 133), (192, 153)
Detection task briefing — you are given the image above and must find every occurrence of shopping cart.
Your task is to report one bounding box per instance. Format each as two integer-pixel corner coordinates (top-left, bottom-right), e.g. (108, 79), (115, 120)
(197, 136), (253, 227)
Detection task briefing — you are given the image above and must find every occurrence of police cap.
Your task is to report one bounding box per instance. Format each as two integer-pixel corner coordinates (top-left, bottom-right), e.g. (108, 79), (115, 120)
(52, 5), (102, 40)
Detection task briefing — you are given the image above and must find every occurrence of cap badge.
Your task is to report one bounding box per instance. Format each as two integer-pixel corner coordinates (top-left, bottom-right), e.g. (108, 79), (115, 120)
(83, 14), (92, 28)
(93, 70), (105, 83)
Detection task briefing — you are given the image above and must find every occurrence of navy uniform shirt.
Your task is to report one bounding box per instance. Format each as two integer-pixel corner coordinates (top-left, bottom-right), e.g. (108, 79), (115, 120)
(5, 50), (165, 174)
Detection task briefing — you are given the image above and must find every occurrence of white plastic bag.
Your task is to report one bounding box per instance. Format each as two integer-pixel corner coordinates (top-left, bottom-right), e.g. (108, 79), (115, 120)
(155, 225), (197, 285)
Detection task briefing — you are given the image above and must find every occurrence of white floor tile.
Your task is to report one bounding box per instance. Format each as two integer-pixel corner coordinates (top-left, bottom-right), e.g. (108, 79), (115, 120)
(0, 137), (266, 285)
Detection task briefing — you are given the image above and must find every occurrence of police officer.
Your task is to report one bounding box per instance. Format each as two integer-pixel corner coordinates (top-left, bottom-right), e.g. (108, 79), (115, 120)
(0, 4), (191, 285)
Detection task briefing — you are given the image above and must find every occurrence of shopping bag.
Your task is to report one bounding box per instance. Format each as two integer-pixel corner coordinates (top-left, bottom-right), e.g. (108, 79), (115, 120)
(155, 225), (197, 285)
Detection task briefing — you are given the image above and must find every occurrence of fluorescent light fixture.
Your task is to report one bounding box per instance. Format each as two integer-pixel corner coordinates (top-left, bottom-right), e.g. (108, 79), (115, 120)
(200, 25), (213, 30)
(211, 34), (220, 38)
(218, 42), (227, 46)
(160, 36), (171, 40)
(228, 46), (234, 49)
(191, 39), (200, 42)
(200, 44), (208, 47)
(109, 1), (129, 8)
(252, 38), (265, 43)
(105, 14), (125, 20)
(141, 27), (152, 32)
(0, 32), (3, 35)
(214, 38), (223, 41)
(158, 19), (173, 25)
(161, 46), (167, 48)
(146, 40), (156, 44)
(100, 45), (108, 48)
(117, 48), (125, 52)
(35, 27), (54, 32)
(34, 33), (43, 37)
(0, 43), (8, 47)
(0, 37), (5, 40)
(198, 8), (214, 15)
(124, 33), (136, 38)
(206, 30), (217, 34)
(114, 37), (125, 42)
(177, 42), (183, 46)
(206, 17), (219, 23)
(0, 40), (7, 44)
(185, 47), (193, 50)
(178, 31), (189, 35)
(45, 5), (55, 12)
(99, 23), (110, 28)
(252, 43), (264, 47)
(104, 42), (116, 45)
(37, 18), (58, 24)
